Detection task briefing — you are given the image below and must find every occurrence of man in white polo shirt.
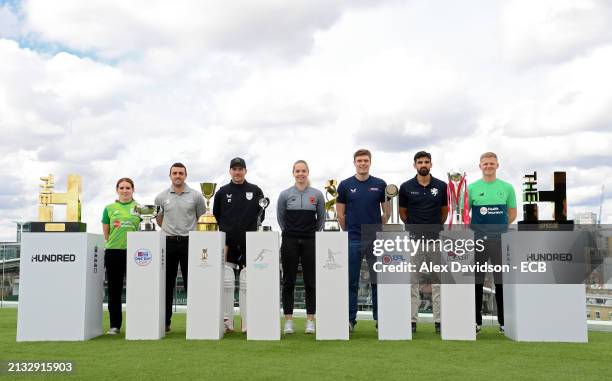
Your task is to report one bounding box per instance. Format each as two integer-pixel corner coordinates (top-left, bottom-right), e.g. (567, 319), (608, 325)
(155, 162), (206, 332)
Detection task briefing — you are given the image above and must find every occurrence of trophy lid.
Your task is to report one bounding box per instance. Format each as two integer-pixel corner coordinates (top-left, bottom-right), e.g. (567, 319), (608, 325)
(258, 197), (270, 209)
(385, 184), (398, 198)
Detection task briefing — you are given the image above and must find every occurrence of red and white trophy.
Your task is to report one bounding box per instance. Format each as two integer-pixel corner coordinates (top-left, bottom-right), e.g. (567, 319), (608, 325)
(447, 170), (470, 228)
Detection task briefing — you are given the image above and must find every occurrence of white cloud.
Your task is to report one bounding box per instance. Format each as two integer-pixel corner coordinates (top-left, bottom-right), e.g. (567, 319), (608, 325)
(501, 0), (612, 67)
(22, 0), (378, 60)
(1, 0), (612, 240)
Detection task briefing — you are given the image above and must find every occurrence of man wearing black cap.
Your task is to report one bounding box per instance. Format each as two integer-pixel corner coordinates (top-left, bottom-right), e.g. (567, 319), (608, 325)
(213, 157), (265, 333)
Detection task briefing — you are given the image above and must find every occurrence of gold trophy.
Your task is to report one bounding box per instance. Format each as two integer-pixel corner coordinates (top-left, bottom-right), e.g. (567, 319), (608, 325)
(197, 182), (218, 231)
(323, 179), (341, 231)
(32, 174), (86, 232)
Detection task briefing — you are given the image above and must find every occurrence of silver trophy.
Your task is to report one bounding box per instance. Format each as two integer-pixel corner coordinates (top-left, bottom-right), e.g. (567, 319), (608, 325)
(131, 204), (161, 231)
(257, 197), (272, 231)
(383, 184), (404, 231)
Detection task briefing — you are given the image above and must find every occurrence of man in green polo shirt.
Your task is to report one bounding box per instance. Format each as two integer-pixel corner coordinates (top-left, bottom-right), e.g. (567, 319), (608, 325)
(469, 152), (516, 334)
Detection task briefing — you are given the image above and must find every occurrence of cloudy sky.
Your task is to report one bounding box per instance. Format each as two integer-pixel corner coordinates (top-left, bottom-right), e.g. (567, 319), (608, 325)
(1, 0), (611, 240)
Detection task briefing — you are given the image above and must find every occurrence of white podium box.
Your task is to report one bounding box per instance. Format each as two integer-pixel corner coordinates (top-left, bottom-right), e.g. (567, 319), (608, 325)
(439, 229), (476, 341)
(502, 231), (588, 343)
(316, 231), (349, 340)
(377, 232), (412, 341)
(126, 231), (166, 340)
(246, 231), (280, 340)
(440, 284), (475, 340)
(186, 231), (225, 340)
(17, 233), (105, 341)
(378, 284), (412, 340)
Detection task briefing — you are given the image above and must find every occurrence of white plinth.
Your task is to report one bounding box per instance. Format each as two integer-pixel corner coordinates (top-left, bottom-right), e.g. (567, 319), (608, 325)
(316, 231), (349, 340)
(246, 231), (280, 340)
(440, 229), (476, 341)
(440, 284), (475, 340)
(17, 233), (105, 341)
(377, 232), (412, 340)
(126, 231), (166, 340)
(378, 284), (412, 340)
(503, 231), (588, 342)
(186, 231), (225, 340)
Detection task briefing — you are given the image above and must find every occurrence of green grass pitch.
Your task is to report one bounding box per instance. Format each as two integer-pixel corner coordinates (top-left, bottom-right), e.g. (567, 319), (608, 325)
(2, 308), (612, 380)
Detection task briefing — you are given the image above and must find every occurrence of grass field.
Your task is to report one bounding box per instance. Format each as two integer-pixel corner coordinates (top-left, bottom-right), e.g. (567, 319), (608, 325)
(2, 308), (612, 381)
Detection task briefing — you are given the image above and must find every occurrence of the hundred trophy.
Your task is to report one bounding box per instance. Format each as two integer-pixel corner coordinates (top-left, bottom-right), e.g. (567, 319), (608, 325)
(447, 170), (470, 228)
(131, 204), (161, 231)
(31, 174), (86, 232)
(323, 179), (341, 231)
(383, 184), (404, 231)
(197, 182), (218, 231)
(518, 171), (573, 231)
(257, 197), (272, 231)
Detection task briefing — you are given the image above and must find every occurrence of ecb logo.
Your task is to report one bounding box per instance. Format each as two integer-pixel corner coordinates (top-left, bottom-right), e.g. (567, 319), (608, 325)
(134, 249), (153, 267)
(382, 254), (403, 265)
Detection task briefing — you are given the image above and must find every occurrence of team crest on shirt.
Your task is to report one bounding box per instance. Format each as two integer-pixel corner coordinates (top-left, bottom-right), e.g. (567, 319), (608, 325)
(350, 188), (357, 193)
(309, 196), (316, 204)
(246, 192), (253, 200)
(431, 188), (439, 196)
(226, 194), (232, 203)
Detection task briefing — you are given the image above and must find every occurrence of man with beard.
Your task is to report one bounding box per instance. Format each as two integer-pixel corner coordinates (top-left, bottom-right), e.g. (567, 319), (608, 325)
(399, 151), (448, 334)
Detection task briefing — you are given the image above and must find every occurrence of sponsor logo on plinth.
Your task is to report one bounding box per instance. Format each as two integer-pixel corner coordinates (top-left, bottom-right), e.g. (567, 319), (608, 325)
(323, 249), (342, 270)
(134, 248), (152, 266)
(199, 248), (211, 268)
(253, 249), (271, 270)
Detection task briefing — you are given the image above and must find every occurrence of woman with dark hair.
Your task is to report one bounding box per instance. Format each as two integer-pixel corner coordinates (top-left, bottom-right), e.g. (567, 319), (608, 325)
(101, 178), (140, 335)
(277, 160), (325, 334)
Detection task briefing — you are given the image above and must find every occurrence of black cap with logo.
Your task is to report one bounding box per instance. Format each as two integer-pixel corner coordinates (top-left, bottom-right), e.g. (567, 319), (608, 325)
(229, 157), (246, 169)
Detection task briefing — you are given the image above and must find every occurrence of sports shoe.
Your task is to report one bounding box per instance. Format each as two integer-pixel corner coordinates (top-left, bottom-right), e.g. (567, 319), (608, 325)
(165, 325), (171, 333)
(284, 320), (294, 334)
(305, 320), (315, 334)
(349, 321), (356, 332)
(106, 327), (119, 335)
(224, 318), (234, 333)
(476, 325), (482, 334)
(499, 325), (505, 333)
(435, 322), (441, 334)
(411, 322), (417, 333)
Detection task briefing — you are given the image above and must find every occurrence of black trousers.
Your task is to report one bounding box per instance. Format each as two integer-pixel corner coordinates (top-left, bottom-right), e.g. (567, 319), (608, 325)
(281, 237), (316, 315)
(104, 249), (126, 329)
(165, 237), (189, 326)
(474, 238), (504, 326)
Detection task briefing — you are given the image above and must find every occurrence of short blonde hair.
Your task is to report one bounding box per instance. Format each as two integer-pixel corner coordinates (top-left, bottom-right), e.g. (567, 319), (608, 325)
(480, 152), (498, 161)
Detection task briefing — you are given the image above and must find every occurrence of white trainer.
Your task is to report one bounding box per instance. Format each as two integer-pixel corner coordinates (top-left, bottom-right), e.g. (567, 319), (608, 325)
(106, 327), (119, 335)
(224, 318), (234, 333)
(284, 320), (294, 334)
(305, 320), (315, 334)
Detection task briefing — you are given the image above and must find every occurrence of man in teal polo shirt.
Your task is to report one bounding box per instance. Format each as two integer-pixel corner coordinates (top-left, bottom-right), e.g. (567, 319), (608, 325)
(469, 152), (516, 333)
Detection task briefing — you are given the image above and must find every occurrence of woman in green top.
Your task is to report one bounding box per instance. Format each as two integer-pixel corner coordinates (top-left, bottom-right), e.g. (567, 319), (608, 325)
(101, 178), (140, 335)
